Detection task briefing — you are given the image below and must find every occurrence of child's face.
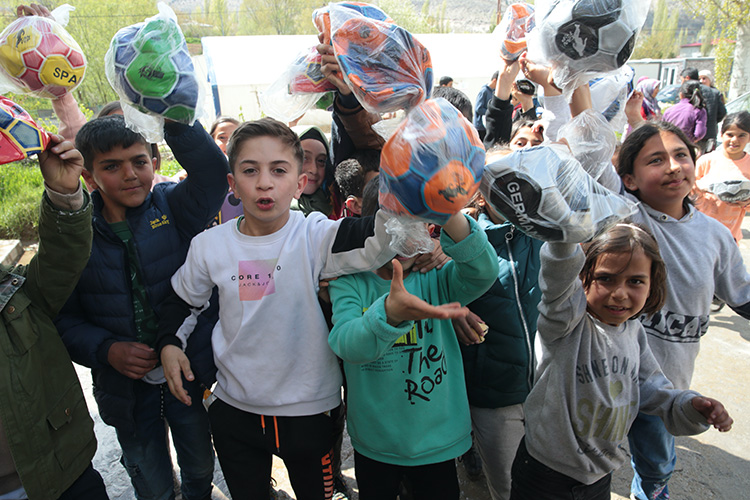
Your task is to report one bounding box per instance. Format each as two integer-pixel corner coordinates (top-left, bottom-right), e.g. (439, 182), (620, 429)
(301, 138), (327, 195)
(213, 122), (238, 155)
(721, 124), (750, 160)
(622, 131), (695, 218)
(511, 126), (543, 150)
(82, 142), (155, 223)
(585, 248), (652, 327)
(228, 135), (307, 236)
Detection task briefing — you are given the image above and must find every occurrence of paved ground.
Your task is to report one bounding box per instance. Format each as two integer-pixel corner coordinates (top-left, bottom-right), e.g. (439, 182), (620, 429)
(77, 218), (750, 499)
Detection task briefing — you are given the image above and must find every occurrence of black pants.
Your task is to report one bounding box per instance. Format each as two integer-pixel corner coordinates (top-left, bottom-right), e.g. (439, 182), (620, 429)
(354, 450), (459, 500)
(208, 397), (338, 500)
(510, 437), (611, 500)
(57, 463), (109, 500)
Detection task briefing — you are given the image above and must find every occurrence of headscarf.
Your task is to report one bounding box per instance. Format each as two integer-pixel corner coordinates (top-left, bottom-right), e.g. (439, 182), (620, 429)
(636, 78), (661, 119)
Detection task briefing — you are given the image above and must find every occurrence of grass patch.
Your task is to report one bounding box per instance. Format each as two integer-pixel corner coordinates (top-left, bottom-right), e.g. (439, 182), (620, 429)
(0, 160), (44, 241)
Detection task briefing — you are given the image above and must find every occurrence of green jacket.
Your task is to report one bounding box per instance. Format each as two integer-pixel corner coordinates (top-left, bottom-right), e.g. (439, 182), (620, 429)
(0, 191), (96, 500)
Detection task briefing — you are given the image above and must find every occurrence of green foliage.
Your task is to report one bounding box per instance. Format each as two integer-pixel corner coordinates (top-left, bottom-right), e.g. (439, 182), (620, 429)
(0, 160), (44, 239)
(680, 0), (749, 92)
(632, 0), (681, 59)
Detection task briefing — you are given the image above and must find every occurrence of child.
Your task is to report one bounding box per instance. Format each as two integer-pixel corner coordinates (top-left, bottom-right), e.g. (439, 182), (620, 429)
(158, 118), (397, 500)
(55, 115), (228, 500)
(662, 80), (707, 144)
(691, 111), (750, 242)
(291, 125), (342, 218)
(511, 223), (733, 499)
(334, 150), (380, 217)
(616, 121), (750, 500)
(210, 116), (240, 155)
(0, 136), (109, 500)
(327, 181), (499, 500)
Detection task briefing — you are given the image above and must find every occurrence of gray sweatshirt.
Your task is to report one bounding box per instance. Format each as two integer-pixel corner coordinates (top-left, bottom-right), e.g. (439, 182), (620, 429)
(629, 198), (750, 390)
(524, 242), (709, 485)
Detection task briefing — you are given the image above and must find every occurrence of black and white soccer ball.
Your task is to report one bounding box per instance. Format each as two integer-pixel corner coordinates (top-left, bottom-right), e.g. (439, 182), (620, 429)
(540, 0), (639, 75)
(480, 145), (635, 242)
(703, 180), (750, 203)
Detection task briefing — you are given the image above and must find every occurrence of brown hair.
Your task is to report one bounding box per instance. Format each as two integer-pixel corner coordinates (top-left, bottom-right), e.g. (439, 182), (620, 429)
(227, 118), (304, 173)
(580, 223), (667, 317)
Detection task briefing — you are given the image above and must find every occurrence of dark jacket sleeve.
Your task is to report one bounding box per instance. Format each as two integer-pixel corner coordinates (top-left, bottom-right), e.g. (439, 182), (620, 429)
(155, 287), (192, 353)
(164, 121), (229, 236)
(483, 96), (515, 149)
(333, 93), (385, 152)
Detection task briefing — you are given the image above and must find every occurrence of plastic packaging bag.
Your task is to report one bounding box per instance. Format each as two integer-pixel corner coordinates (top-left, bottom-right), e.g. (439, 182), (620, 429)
(558, 108), (617, 181)
(494, 3), (536, 61)
(481, 144), (636, 242)
(328, 4), (433, 114)
(0, 4), (86, 99)
(313, 2), (393, 44)
(0, 95), (50, 165)
(260, 47), (332, 123)
(105, 3), (205, 142)
(696, 174), (750, 203)
(379, 98), (485, 254)
(526, 0), (649, 95)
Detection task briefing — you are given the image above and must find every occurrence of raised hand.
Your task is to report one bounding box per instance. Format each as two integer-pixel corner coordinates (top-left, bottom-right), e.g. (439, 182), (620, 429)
(384, 259), (469, 326)
(38, 134), (84, 194)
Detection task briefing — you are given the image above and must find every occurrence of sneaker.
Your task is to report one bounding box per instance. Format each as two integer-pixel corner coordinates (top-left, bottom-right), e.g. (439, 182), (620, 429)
(332, 474), (352, 500)
(459, 444), (483, 481)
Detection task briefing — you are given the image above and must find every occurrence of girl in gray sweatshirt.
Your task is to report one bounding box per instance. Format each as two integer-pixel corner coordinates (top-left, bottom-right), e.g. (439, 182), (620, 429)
(510, 223), (733, 500)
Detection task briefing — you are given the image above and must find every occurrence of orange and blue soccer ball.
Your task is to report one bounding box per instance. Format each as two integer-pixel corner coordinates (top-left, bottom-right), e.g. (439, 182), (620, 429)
(379, 98), (485, 224)
(0, 96), (49, 165)
(0, 16), (86, 98)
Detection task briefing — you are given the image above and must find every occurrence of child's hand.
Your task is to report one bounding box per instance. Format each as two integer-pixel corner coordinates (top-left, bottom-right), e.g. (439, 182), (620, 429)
(384, 259), (469, 326)
(412, 238), (450, 273)
(625, 90), (646, 128)
(452, 311), (487, 345)
(519, 52), (561, 96)
(318, 277), (338, 304)
(16, 3), (51, 18)
(162, 345), (195, 406)
(107, 341), (158, 380)
(317, 41), (351, 96)
(691, 396), (733, 432)
(38, 134), (84, 194)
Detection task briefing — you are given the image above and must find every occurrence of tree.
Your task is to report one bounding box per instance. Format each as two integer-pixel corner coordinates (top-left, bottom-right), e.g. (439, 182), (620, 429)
(632, 0), (682, 59)
(680, 0), (750, 99)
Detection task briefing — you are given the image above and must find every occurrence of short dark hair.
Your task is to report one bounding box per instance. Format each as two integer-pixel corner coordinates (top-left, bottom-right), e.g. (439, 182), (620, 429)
(432, 86), (473, 121)
(439, 76), (453, 86)
(227, 118), (304, 173)
(360, 176), (381, 217)
(581, 223), (667, 317)
(335, 149), (380, 199)
(681, 67), (699, 81)
(515, 79), (535, 96)
(75, 115), (149, 172)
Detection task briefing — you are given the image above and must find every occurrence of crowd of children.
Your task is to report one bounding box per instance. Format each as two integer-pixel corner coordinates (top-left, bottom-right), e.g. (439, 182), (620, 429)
(3, 3), (748, 500)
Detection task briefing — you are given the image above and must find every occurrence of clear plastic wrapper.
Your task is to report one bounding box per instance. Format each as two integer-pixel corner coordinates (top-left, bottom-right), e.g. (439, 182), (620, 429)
(260, 47), (331, 123)
(379, 97), (485, 256)
(494, 3), (536, 61)
(384, 216), (435, 258)
(313, 2), (392, 44)
(696, 175), (750, 203)
(526, 0), (649, 95)
(105, 3), (205, 142)
(589, 64), (633, 129)
(0, 4), (86, 99)
(328, 4), (433, 114)
(481, 143), (636, 242)
(558, 108), (617, 181)
(0, 95), (50, 165)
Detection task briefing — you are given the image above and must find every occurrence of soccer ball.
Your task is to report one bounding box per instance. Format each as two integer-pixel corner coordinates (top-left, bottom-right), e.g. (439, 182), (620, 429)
(313, 2), (393, 43)
(481, 144), (634, 242)
(539, 0), (640, 75)
(0, 96), (49, 164)
(379, 98), (485, 224)
(702, 180), (750, 203)
(0, 17), (86, 98)
(108, 18), (198, 123)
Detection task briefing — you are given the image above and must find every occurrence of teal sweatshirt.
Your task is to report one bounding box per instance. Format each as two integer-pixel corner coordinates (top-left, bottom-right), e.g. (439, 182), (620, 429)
(329, 215), (499, 466)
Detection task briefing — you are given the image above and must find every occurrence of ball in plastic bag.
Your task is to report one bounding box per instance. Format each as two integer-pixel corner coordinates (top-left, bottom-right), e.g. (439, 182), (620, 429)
(481, 145), (632, 242)
(543, 0), (637, 74)
(0, 18), (86, 98)
(0, 95), (50, 164)
(109, 19), (198, 122)
(379, 98), (485, 223)
(313, 2), (393, 42)
(703, 180), (750, 203)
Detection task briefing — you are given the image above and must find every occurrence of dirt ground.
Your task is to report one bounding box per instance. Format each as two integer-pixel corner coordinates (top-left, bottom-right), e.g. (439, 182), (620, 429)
(81, 225), (750, 500)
